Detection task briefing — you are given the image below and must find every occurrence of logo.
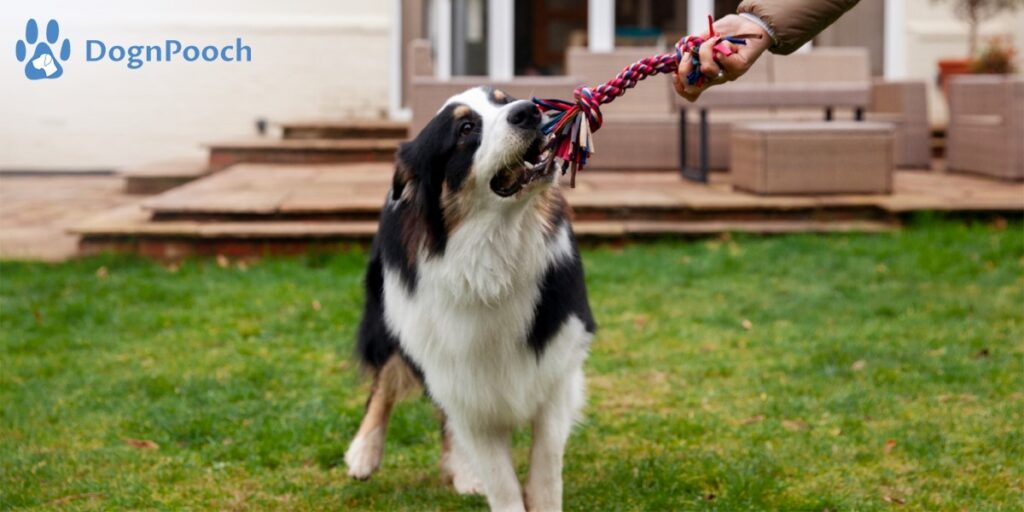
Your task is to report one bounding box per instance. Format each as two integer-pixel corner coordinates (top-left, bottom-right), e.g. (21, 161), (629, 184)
(85, 39), (252, 70)
(14, 18), (251, 79)
(15, 19), (71, 80)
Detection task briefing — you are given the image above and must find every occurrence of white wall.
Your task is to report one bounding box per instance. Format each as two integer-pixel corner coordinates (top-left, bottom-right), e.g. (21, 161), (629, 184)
(901, 0), (1024, 125)
(0, 1), (392, 171)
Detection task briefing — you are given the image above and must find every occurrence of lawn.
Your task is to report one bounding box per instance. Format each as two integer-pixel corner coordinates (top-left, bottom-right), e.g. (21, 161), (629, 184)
(1, 219), (1022, 511)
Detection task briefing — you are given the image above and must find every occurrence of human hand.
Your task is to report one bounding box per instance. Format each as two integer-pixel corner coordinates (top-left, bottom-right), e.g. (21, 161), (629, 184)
(672, 14), (772, 102)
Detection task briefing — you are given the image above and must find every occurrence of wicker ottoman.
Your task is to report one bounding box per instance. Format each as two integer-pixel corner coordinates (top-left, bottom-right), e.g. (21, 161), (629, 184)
(730, 121), (894, 195)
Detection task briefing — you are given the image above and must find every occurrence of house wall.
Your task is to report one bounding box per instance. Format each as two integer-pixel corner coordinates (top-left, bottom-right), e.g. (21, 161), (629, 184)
(0, 0), (392, 171)
(900, 0), (1024, 126)
(816, 0), (886, 77)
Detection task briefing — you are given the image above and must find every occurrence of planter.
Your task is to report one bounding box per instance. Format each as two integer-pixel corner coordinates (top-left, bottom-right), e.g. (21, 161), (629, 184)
(937, 58), (972, 96)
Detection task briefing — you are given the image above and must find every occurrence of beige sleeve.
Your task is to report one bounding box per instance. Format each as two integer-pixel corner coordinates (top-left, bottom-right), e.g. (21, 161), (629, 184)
(737, 0), (861, 55)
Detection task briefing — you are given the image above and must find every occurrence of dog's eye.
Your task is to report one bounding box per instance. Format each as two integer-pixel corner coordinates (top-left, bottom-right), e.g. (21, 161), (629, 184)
(458, 121), (474, 136)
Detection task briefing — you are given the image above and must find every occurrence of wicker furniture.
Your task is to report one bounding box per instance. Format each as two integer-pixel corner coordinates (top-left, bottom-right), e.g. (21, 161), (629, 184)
(946, 75), (1024, 181)
(730, 121), (894, 195)
(867, 79), (931, 169)
(404, 42), (930, 177)
(673, 48), (930, 176)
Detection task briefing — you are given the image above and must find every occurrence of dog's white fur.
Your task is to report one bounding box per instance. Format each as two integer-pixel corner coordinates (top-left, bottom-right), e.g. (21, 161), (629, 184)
(367, 88), (592, 511)
(344, 426), (384, 479)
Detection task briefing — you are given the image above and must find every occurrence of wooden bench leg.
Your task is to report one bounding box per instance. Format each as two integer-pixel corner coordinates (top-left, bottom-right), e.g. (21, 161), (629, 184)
(680, 108), (709, 183)
(678, 107), (688, 179)
(699, 109), (709, 182)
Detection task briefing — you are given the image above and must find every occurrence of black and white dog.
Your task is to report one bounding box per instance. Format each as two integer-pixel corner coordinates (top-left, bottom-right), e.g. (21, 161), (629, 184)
(344, 86), (596, 511)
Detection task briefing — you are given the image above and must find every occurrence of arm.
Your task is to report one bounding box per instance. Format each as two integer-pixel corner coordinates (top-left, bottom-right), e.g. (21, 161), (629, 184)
(738, 0), (861, 55)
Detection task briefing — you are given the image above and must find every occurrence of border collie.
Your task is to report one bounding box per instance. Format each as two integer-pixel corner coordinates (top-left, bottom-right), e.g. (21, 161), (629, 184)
(343, 86), (596, 511)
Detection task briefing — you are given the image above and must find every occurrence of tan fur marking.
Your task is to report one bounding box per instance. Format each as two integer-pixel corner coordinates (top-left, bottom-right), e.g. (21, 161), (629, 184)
(354, 356), (420, 439)
(453, 105), (472, 118)
(400, 193), (430, 262)
(493, 89), (507, 102)
(439, 413), (454, 481)
(534, 188), (569, 238)
(441, 176), (474, 233)
(394, 163), (415, 202)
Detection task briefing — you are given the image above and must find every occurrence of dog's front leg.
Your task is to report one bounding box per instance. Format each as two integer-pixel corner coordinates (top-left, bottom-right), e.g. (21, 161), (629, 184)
(524, 369), (584, 512)
(450, 421), (524, 512)
(345, 355), (416, 479)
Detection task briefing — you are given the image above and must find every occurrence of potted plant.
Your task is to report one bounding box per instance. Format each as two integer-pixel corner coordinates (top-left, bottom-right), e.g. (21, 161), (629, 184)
(970, 36), (1019, 74)
(933, 0), (1023, 93)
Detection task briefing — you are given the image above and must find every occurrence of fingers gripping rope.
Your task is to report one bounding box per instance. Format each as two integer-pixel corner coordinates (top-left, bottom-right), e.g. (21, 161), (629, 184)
(532, 15), (747, 187)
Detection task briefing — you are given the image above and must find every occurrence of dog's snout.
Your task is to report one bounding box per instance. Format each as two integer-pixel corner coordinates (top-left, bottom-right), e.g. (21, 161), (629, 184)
(507, 102), (540, 129)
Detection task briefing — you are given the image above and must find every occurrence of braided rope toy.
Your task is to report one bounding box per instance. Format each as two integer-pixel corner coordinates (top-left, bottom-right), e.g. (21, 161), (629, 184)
(532, 15), (748, 187)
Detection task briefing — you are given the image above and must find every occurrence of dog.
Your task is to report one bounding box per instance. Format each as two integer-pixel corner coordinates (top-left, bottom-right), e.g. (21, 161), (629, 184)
(343, 86), (596, 512)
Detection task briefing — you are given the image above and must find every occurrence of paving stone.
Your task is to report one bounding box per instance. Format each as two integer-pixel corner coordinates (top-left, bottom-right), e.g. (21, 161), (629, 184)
(0, 175), (140, 261)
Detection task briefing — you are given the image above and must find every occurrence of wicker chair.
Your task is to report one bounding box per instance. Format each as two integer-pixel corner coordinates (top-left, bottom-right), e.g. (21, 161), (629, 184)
(946, 75), (1024, 181)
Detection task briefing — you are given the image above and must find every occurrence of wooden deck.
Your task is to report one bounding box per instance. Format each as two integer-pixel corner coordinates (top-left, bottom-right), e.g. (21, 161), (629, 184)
(138, 163), (1023, 218)
(206, 139), (401, 172)
(71, 163), (1023, 258)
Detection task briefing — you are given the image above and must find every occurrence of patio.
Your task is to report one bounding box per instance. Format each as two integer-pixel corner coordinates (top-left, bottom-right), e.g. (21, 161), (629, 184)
(0, 175), (137, 261)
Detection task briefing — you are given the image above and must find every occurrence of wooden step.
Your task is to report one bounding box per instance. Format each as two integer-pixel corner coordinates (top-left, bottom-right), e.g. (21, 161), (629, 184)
(142, 163), (390, 220)
(573, 219), (897, 237)
(120, 158), (209, 194)
(73, 203), (899, 259)
(206, 139), (400, 172)
(72, 164), (1022, 259)
(140, 164), (896, 223)
(281, 119), (408, 140)
(138, 163), (1024, 223)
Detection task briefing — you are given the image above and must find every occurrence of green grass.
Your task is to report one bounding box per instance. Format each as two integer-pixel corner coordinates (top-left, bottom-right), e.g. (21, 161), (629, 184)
(2, 219), (1022, 511)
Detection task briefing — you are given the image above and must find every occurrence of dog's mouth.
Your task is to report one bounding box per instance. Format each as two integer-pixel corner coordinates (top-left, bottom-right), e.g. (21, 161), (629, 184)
(489, 137), (555, 197)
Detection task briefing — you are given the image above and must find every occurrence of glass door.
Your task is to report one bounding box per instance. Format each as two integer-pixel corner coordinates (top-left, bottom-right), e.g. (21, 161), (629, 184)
(515, 0), (588, 75)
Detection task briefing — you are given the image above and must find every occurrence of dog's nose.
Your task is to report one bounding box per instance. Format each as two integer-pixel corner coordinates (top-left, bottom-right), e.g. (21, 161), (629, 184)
(507, 102), (541, 129)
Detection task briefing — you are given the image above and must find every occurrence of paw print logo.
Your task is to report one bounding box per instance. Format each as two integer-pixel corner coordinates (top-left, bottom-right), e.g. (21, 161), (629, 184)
(15, 19), (71, 80)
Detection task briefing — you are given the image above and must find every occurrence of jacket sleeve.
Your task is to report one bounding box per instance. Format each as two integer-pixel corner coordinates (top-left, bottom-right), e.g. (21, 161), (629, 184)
(737, 0), (861, 55)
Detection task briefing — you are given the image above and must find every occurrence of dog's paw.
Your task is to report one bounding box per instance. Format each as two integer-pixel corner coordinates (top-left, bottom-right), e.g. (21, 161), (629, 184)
(452, 471), (486, 496)
(441, 448), (485, 495)
(524, 495), (561, 512)
(344, 428), (384, 480)
(524, 479), (562, 511)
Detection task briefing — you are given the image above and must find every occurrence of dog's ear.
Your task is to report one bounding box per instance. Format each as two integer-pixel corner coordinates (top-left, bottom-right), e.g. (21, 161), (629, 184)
(391, 160), (413, 201)
(398, 106), (459, 185)
(392, 109), (460, 258)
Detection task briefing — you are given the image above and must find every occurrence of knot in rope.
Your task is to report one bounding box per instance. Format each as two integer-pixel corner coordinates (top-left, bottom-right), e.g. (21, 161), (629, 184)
(572, 85), (603, 132)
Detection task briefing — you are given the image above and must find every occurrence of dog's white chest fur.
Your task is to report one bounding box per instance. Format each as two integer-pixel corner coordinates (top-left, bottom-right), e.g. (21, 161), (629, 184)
(382, 208), (589, 427)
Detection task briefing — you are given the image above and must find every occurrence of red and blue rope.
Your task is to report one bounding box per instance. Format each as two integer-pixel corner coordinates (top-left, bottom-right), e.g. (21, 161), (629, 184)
(533, 15), (746, 187)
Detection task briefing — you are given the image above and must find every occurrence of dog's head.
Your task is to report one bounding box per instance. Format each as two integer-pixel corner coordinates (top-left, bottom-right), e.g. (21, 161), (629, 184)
(393, 87), (551, 209)
(382, 86), (567, 289)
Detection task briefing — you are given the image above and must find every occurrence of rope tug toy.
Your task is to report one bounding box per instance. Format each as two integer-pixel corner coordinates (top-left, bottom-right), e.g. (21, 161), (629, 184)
(532, 15), (748, 187)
